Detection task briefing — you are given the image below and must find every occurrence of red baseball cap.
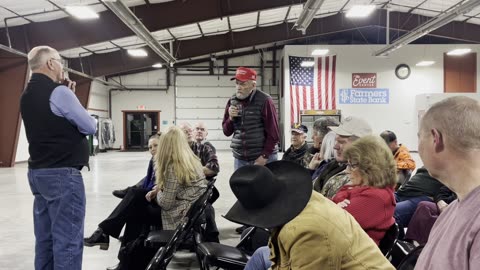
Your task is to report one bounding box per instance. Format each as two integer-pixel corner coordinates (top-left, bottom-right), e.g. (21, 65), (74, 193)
(231, 67), (257, 82)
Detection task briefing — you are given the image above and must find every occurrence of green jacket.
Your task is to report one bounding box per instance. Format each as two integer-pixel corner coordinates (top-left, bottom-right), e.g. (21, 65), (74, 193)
(269, 192), (394, 270)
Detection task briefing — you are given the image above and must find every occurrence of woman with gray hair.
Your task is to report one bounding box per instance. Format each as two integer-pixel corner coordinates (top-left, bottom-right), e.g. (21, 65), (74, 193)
(308, 116), (340, 155)
(308, 131), (337, 180)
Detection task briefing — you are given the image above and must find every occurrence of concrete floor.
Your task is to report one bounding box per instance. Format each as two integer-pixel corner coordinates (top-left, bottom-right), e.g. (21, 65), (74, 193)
(0, 149), (423, 270)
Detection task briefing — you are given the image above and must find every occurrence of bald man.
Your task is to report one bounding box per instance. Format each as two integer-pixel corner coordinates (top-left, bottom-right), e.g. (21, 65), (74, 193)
(415, 96), (480, 270)
(20, 46), (96, 270)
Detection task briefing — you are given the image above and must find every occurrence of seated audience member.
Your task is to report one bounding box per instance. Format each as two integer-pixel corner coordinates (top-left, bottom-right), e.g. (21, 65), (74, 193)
(332, 135), (396, 245)
(183, 122), (220, 242)
(84, 126), (207, 269)
(405, 186), (456, 245)
(282, 123), (309, 167)
(380, 130), (416, 186)
(111, 134), (160, 198)
(415, 97), (480, 269)
(394, 167), (444, 229)
(313, 116), (372, 199)
(308, 116), (340, 156)
(227, 161), (394, 270)
(308, 131), (336, 180)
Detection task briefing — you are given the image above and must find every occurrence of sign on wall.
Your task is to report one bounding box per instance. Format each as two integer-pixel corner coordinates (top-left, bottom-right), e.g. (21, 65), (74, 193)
(339, 89), (389, 104)
(352, 73), (377, 88)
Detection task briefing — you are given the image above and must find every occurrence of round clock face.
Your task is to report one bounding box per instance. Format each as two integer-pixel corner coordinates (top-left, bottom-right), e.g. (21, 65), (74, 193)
(395, 64), (411, 80)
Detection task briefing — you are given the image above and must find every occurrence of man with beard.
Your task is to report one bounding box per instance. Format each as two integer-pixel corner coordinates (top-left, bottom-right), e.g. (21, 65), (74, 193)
(282, 124), (309, 167)
(222, 67), (280, 171)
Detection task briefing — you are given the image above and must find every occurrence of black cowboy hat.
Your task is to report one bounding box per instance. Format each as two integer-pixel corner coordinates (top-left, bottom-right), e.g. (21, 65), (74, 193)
(224, 161), (312, 229)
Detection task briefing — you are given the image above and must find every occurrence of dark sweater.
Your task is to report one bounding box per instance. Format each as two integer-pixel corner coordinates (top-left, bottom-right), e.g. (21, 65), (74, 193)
(396, 167), (444, 198)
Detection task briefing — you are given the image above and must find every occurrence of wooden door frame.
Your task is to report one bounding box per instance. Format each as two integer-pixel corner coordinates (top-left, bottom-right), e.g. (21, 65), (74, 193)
(122, 110), (161, 150)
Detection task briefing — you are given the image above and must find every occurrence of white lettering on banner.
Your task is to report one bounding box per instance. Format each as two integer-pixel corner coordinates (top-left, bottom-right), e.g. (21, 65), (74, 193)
(352, 73), (377, 88)
(339, 89), (389, 104)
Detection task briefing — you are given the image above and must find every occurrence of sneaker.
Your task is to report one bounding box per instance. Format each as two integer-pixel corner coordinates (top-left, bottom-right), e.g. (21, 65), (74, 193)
(84, 228), (110, 250)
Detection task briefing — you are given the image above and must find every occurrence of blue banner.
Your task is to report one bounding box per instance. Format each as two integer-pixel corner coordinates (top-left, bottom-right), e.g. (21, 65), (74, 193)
(339, 88), (389, 104)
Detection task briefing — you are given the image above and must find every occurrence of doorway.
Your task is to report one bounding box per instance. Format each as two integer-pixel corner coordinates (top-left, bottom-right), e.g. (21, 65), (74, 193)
(122, 110), (161, 151)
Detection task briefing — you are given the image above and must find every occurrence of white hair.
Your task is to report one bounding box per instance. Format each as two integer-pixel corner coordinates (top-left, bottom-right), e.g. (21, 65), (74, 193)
(320, 131), (337, 161)
(27, 46), (58, 70)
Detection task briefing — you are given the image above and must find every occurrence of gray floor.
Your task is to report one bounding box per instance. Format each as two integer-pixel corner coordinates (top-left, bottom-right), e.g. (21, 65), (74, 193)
(0, 150), (423, 270)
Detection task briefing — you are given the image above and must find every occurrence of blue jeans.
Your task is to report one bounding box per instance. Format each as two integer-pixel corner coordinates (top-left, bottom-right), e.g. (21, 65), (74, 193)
(28, 168), (86, 270)
(394, 194), (432, 228)
(234, 153), (278, 171)
(244, 246), (271, 270)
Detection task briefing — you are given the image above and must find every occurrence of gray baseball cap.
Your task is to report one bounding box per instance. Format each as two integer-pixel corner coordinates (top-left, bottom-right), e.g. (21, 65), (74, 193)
(329, 116), (372, 137)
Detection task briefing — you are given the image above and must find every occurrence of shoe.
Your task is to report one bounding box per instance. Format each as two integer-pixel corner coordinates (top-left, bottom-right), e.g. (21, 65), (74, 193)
(112, 188), (128, 199)
(84, 228), (110, 250)
(235, 225), (247, 234)
(106, 263), (121, 270)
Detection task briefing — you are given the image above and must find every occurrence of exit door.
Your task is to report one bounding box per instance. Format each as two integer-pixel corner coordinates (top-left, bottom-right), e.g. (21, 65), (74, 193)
(122, 110), (161, 151)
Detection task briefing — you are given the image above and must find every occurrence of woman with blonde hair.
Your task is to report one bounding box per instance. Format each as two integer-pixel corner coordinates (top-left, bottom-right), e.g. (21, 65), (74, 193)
(151, 125), (207, 230)
(332, 135), (397, 245)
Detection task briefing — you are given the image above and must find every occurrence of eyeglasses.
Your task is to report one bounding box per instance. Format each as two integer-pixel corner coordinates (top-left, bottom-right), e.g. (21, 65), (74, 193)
(346, 162), (359, 169)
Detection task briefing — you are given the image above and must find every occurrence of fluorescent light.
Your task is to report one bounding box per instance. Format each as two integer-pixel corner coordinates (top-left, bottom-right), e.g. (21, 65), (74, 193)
(311, 49), (329, 56)
(346, 5), (376, 18)
(127, 49), (148, 57)
(447, 48), (472, 56)
(65, 6), (99, 19)
(152, 63), (163, 68)
(416, 61), (435, 67)
(300, 61), (315, 67)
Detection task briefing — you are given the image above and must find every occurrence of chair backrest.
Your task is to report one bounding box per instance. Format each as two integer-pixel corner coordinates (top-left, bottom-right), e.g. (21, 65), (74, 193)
(396, 245), (424, 270)
(145, 181), (214, 270)
(379, 222), (399, 256)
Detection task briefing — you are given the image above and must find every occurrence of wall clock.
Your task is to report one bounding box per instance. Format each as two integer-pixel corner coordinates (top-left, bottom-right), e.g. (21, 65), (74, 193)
(395, 64), (411, 80)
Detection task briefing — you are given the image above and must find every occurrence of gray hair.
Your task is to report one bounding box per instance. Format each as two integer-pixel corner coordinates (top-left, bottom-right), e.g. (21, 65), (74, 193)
(320, 131), (337, 161)
(27, 46), (57, 70)
(313, 117), (340, 137)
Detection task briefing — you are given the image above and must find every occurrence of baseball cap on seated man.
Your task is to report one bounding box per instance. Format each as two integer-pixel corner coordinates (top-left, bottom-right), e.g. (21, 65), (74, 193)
(329, 116), (372, 137)
(231, 67), (257, 82)
(291, 123), (308, 134)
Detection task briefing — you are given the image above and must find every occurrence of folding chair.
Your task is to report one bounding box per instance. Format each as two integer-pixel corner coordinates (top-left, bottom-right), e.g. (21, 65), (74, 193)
(145, 180), (214, 270)
(396, 245), (424, 270)
(379, 223), (399, 257)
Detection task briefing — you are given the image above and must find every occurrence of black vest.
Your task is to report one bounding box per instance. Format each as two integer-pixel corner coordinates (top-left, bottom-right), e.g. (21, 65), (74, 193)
(20, 73), (90, 169)
(230, 90), (277, 161)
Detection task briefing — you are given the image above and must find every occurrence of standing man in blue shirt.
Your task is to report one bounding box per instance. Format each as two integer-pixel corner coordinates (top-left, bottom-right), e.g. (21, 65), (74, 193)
(20, 46), (96, 270)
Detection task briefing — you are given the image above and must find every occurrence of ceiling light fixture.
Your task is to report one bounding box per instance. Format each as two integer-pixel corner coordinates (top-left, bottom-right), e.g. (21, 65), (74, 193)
(300, 61), (315, 67)
(447, 48), (472, 56)
(311, 49), (329, 56)
(152, 63), (163, 68)
(127, 49), (148, 57)
(103, 0), (176, 63)
(294, 0), (327, 34)
(345, 5), (376, 18)
(374, 0), (480, 57)
(65, 6), (99, 19)
(416, 61), (435, 67)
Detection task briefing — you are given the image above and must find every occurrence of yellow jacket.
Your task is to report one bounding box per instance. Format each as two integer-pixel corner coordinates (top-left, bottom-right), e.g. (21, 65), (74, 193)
(269, 192), (394, 270)
(394, 144), (416, 170)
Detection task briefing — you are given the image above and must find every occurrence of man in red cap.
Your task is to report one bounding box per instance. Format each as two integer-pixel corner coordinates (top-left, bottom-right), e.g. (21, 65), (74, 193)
(222, 67), (280, 173)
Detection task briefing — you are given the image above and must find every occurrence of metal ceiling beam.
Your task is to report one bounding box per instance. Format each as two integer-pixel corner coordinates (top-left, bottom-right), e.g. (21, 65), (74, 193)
(294, 0), (327, 33)
(0, 0), (307, 52)
(374, 0), (480, 56)
(102, 0), (175, 64)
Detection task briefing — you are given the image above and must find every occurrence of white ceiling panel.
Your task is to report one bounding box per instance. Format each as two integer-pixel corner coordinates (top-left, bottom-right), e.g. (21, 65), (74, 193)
(60, 47), (90, 58)
(84, 41), (118, 51)
(149, 0), (176, 3)
(391, 0), (420, 8)
(321, 0), (347, 13)
(229, 11), (258, 30)
(111, 36), (141, 47)
(259, 6), (289, 25)
(199, 18), (229, 35)
(170, 24), (202, 39)
(286, 4), (304, 21)
(464, 5), (480, 16)
(27, 10), (66, 23)
(1, 17), (30, 27)
(152, 29), (173, 42)
(94, 48), (120, 54)
(466, 17), (480, 24)
(421, 0), (454, 12)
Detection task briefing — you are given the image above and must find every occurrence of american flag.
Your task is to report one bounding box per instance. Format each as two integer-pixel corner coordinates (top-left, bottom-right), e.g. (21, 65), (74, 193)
(289, 55), (337, 124)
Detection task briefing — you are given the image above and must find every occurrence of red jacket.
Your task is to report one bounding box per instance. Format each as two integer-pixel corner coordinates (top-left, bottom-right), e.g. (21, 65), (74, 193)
(332, 185), (396, 245)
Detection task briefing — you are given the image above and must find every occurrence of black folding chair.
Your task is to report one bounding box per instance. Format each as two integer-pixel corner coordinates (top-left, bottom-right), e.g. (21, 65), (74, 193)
(145, 181), (214, 270)
(196, 226), (263, 270)
(379, 223), (400, 257)
(396, 245), (424, 270)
